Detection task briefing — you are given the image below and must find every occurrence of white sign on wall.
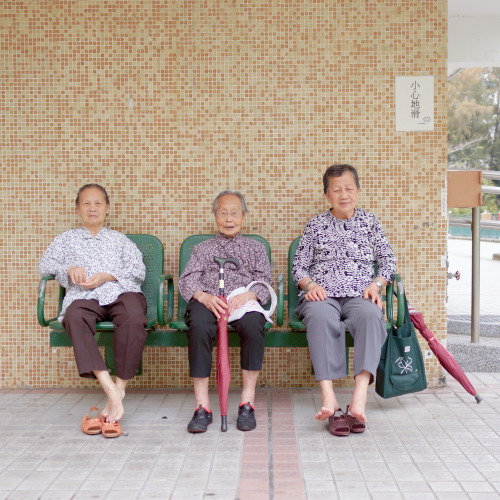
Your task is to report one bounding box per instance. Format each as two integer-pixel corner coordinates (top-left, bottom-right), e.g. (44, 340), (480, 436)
(395, 76), (434, 131)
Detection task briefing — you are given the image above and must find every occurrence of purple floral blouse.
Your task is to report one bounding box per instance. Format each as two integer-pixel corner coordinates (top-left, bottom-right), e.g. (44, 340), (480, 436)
(292, 208), (396, 298)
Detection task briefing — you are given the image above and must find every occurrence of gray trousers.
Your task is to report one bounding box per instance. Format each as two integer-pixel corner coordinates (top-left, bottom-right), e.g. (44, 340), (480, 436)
(296, 296), (387, 382)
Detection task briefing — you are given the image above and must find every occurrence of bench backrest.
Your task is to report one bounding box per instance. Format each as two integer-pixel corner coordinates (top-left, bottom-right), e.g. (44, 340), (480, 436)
(287, 237), (302, 324)
(177, 234), (272, 320)
(126, 234), (164, 326)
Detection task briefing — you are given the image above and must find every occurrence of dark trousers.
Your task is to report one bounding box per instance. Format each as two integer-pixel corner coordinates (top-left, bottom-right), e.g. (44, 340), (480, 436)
(185, 299), (267, 378)
(62, 292), (148, 380)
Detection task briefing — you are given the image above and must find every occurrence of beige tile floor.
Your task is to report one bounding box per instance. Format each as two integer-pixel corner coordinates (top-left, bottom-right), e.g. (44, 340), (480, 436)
(1, 373), (499, 500)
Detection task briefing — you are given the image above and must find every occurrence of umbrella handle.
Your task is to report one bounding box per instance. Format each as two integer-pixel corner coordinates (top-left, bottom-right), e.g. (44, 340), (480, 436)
(214, 257), (239, 269)
(214, 257), (240, 295)
(221, 415), (227, 431)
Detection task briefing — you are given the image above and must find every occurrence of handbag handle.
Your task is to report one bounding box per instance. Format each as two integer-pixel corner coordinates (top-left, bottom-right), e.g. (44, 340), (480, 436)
(386, 274), (406, 328)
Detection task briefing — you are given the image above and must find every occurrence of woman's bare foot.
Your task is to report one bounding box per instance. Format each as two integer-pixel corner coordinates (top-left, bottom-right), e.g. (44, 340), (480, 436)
(316, 380), (339, 420)
(94, 372), (128, 423)
(102, 385), (125, 422)
(349, 370), (371, 423)
(315, 406), (337, 421)
(348, 396), (367, 423)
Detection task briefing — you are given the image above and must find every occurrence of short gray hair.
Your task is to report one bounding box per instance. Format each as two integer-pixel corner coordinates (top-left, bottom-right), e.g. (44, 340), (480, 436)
(212, 190), (248, 215)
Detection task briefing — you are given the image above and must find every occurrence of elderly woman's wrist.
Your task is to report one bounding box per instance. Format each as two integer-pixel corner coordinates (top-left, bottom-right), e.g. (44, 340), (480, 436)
(305, 280), (316, 292)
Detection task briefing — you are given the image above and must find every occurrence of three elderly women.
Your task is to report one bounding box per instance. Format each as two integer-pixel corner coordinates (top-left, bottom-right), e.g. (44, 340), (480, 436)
(40, 165), (396, 437)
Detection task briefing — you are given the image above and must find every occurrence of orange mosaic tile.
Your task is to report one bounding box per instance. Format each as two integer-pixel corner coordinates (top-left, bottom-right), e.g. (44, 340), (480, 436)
(0, 0), (447, 389)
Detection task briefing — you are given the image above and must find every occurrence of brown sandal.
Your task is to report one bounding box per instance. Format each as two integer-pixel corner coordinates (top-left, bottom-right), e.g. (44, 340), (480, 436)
(81, 407), (102, 435)
(328, 408), (350, 436)
(102, 421), (122, 438)
(345, 405), (366, 433)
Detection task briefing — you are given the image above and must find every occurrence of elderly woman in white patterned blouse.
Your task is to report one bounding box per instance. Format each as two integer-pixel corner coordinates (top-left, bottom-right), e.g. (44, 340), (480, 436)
(39, 184), (147, 436)
(292, 164), (396, 436)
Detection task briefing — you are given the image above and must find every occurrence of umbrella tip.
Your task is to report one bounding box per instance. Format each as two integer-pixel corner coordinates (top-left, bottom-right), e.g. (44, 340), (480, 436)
(475, 394), (482, 404)
(221, 415), (227, 432)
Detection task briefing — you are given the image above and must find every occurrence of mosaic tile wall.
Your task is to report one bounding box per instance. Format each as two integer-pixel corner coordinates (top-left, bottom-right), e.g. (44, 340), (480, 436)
(0, 0), (448, 389)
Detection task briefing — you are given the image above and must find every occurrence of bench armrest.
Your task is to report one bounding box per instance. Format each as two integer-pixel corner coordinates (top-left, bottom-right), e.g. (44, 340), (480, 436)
(37, 275), (59, 327)
(276, 273), (285, 326)
(158, 273), (174, 327)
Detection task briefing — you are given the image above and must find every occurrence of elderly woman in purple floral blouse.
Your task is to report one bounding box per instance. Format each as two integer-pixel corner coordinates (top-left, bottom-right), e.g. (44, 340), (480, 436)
(292, 164), (396, 436)
(179, 190), (273, 433)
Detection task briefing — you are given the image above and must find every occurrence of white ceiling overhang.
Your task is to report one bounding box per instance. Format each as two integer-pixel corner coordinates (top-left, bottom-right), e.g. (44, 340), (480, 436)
(449, 0), (500, 76)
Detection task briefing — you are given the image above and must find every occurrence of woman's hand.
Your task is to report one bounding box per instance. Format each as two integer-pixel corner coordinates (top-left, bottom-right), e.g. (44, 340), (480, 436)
(194, 291), (228, 320)
(67, 266), (87, 284)
(227, 291), (257, 315)
(363, 282), (383, 309)
(305, 283), (327, 302)
(80, 272), (116, 290)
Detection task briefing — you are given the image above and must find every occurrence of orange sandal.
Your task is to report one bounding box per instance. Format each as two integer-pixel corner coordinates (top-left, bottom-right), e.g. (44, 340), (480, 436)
(81, 407), (102, 435)
(102, 421), (122, 438)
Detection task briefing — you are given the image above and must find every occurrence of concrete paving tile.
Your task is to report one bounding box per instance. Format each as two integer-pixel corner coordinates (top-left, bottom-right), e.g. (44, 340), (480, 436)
(389, 463), (424, 481)
(420, 469), (455, 481)
(238, 491), (270, 500)
(361, 469), (394, 481)
(105, 491), (139, 500)
(40, 492), (75, 500)
(434, 494), (474, 500)
(403, 494), (438, 500)
(365, 480), (400, 493)
(335, 480), (369, 492)
(273, 479), (305, 493)
(467, 494), (500, 500)
(396, 481), (432, 492)
(111, 479), (146, 491)
(7, 491), (46, 499)
(306, 493), (339, 500)
(202, 490), (238, 500)
(79, 479), (113, 491)
(450, 469), (485, 481)
(429, 481), (464, 492)
(116, 468), (150, 480)
(299, 450), (329, 462)
(461, 482), (496, 493)
(369, 492), (405, 500)
(301, 462), (332, 480)
(337, 492), (371, 499)
(170, 491), (204, 500)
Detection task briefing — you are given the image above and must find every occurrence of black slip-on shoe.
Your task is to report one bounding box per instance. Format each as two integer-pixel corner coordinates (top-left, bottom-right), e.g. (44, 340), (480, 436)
(236, 402), (256, 431)
(187, 404), (213, 433)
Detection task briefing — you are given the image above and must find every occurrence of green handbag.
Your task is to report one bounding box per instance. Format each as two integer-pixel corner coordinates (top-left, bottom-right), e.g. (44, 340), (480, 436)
(375, 293), (427, 398)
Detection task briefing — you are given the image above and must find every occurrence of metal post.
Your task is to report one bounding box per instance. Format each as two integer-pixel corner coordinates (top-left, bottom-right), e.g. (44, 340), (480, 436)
(471, 207), (480, 343)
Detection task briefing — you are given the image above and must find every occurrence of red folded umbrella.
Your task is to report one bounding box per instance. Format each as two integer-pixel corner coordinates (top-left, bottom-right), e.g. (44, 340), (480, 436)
(214, 257), (239, 431)
(408, 304), (482, 404)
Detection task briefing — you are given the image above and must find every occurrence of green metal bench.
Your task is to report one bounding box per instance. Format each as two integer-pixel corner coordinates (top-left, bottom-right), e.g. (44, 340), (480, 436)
(39, 233), (405, 379)
(276, 237), (405, 370)
(37, 234), (174, 373)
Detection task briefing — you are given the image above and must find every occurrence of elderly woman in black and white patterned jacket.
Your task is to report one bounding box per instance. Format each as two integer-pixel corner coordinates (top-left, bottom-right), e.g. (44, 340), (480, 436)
(292, 164), (396, 436)
(39, 184), (147, 436)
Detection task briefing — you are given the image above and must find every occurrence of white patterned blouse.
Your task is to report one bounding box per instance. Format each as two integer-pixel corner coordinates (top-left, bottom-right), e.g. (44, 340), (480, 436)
(39, 226), (146, 320)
